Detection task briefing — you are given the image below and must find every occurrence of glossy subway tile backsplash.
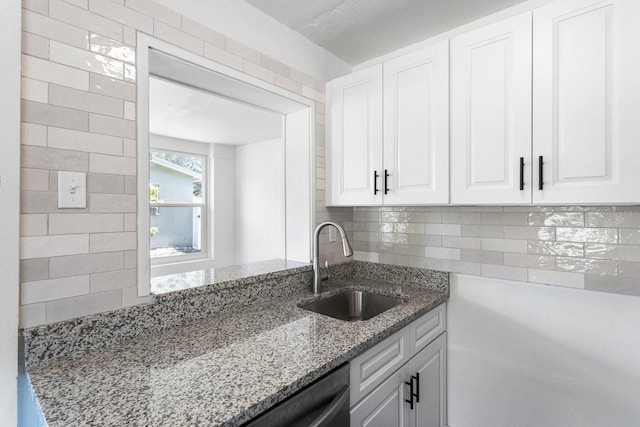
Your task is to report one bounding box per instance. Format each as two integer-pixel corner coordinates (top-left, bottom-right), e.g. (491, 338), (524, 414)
(348, 206), (640, 297)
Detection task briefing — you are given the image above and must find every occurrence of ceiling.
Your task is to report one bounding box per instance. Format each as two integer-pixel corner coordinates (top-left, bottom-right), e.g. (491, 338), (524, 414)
(244, 0), (527, 65)
(149, 77), (283, 145)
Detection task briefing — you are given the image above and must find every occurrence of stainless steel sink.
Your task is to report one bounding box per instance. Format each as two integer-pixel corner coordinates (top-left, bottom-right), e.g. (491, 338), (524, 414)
(300, 290), (402, 321)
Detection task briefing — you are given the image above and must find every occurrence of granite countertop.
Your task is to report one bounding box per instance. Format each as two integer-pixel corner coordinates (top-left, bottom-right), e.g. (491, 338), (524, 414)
(26, 263), (448, 426)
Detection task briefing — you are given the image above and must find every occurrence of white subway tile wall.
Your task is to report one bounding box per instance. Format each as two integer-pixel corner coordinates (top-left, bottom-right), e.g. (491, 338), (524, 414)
(349, 206), (640, 297)
(19, 0), (344, 327)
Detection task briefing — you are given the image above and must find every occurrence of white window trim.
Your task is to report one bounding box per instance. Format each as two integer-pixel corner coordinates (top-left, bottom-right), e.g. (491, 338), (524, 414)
(137, 33), (316, 297)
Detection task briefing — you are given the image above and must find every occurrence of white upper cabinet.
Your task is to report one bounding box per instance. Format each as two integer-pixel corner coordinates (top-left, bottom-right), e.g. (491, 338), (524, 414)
(383, 42), (450, 205)
(326, 41), (449, 206)
(533, 0), (640, 204)
(450, 12), (533, 205)
(327, 65), (383, 205)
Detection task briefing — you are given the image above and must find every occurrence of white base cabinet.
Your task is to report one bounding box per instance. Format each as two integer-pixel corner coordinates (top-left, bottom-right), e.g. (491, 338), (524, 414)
(351, 333), (447, 427)
(350, 304), (447, 427)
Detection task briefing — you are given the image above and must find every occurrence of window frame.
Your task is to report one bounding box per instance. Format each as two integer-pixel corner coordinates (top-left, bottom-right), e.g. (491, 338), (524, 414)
(149, 147), (209, 266)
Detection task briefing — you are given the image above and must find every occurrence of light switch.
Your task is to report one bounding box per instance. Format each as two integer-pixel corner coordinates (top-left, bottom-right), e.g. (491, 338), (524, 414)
(329, 227), (337, 242)
(58, 171), (86, 209)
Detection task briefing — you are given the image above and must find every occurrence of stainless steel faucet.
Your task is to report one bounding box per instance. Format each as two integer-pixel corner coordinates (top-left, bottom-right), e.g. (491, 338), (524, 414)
(313, 221), (353, 294)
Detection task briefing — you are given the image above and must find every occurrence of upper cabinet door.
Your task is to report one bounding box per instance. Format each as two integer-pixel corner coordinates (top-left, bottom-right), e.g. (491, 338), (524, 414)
(383, 41), (450, 205)
(450, 12), (533, 205)
(326, 65), (383, 206)
(533, 0), (640, 204)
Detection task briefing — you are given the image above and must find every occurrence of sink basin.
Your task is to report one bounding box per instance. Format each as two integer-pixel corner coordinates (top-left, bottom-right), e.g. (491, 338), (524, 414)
(300, 290), (402, 321)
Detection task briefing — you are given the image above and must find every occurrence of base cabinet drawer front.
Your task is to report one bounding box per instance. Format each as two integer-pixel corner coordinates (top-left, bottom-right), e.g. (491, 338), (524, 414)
(410, 303), (446, 355)
(350, 327), (410, 405)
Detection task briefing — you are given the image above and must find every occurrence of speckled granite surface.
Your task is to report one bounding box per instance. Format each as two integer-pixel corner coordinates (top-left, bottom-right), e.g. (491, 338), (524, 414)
(150, 259), (310, 294)
(25, 262), (448, 426)
(24, 265), (314, 366)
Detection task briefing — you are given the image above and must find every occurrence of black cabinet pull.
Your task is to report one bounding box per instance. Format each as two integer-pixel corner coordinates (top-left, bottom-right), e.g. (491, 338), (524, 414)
(384, 169), (389, 195)
(538, 156), (544, 190)
(373, 170), (379, 195)
(519, 157), (524, 191)
(405, 377), (414, 410)
(413, 372), (420, 403)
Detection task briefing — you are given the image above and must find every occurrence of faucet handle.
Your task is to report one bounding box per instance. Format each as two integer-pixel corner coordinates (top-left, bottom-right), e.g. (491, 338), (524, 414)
(324, 260), (331, 282)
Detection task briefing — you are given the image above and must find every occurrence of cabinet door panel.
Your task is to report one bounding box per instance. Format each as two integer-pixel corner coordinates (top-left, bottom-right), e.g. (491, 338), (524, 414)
(383, 41), (449, 205)
(327, 66), (383, 206)
(407, 333), (447, 427)
(351, 371), (411, 427)
(451, 12), (532, 204)
(533, 0), (640, 203)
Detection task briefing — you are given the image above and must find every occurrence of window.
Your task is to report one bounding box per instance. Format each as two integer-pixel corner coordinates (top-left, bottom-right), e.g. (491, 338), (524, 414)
(149, 149), (207, 263)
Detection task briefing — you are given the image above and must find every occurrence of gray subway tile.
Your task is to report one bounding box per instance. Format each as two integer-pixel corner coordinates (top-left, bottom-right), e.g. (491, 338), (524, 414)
(585, 244), (640, 262)
(504, 226), (555, 241)
(442, 236), (482, 250)
(503, 253), (555, 270)
(442, 212), (481, 224)
(22, 100), (89, 131)
(460, 225), (504, 238)
(619, 261), (640, 278)
(556, 227), (618, 244)
(586, 211), (640, 228)
(21, 145), (89, 172)
(528, 241), (584, 257)
(528, 269), (584, 288)
(481, 212), (527, 225)
(556, 257), (618, 275)
(528, 212), (584, 226)
(461, 249), (503, 265)
(441, 260), (482, 275)
(20, 258), (49, 282)
(481, 264), (528, 281)
(49, 252), (124, 278)
(585, 275), (640, 297)
(619, 228), (640, 245)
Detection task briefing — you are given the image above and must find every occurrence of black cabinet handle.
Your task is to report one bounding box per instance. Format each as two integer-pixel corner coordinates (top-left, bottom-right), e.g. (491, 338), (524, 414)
(538, 156), (544, 190)
(384, 169), (389, 195)
(405, 373), (420, 410)
(519, 157), (524, 191)
(373, 170), (379, 195)
(405, 377), (414, 410)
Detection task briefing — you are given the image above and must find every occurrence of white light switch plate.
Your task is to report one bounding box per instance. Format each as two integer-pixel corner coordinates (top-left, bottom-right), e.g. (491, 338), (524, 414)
(58, 171), (86, 209)
(329, 227), (337, 242)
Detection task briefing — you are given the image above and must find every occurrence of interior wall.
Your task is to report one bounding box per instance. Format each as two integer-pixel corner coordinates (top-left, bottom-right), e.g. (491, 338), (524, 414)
(235, 139), (286, 263)
(447, 273), (640, 427)
(153, 0), (351, 81)
(0, 0), (21, 422)
(212, 144), (237, 267)
(19, 0), (350, 327)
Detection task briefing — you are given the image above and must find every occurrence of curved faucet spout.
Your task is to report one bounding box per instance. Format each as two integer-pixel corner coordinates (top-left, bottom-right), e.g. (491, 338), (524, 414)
(313, 221), (353, 294)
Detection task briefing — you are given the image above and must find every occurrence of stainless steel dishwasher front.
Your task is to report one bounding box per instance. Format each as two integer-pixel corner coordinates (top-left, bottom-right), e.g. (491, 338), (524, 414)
(244, 363), (350, 427)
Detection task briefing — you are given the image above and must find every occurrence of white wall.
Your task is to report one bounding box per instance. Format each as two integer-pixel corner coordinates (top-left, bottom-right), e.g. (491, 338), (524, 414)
(447, 274), (640, 427)
(235, 139), (286, 263)
(155, 0), (351, 81)
(0, 0), (21, 423)
(211, 144), (237, 267)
